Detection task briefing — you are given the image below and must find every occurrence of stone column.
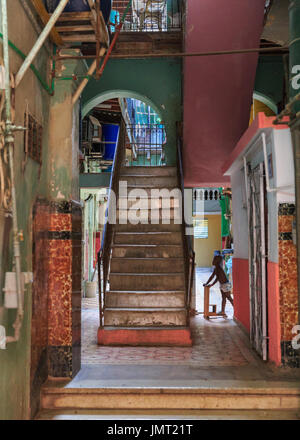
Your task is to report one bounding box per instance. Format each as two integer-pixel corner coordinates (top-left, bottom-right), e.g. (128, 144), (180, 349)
(32, 50), (85, 379)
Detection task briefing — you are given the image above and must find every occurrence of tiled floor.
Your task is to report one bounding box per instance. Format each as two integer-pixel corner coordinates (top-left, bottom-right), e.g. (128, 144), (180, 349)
(82, 269), (240, 367)
(78, 268), (300, 386)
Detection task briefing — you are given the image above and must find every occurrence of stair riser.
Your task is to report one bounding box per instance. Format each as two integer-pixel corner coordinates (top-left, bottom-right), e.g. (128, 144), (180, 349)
(105, 292), (185, 308)
(120, 166), (177, 176)
(112, 246), (183, 258)
(120, 176), (178, 187)
(109, 274), (185, 290)
(115, 223), (181, 232)
(118, 199), (181, 209)
(116, 208), (181, 222)
(110, 259), (184, 273)
(114, 233), (182, 245)
(104, 310), (187, 327)
(123, 188), (182, 197)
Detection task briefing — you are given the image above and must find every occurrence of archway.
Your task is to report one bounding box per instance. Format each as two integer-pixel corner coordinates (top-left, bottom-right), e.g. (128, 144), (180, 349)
(82, 89), (163, 121)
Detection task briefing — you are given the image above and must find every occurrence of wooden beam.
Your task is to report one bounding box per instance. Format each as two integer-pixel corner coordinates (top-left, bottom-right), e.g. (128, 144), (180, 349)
(30, 0), (63, 46)
(61, 34), (96, 43)
(54, 11), (91, 21)
(56, 11), (92, 21)
(56, 25), (93, 32)
(87, 0), (109, 47)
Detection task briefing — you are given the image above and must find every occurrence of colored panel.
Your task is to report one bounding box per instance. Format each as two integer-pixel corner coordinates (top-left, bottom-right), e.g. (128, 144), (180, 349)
(232, 258), (250, 332)
(98, 328), (192, 346)
(267, 261), (281, 366)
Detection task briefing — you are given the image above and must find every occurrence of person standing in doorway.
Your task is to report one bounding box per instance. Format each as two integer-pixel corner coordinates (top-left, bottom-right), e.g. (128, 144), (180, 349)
(203, 254), (234, 317)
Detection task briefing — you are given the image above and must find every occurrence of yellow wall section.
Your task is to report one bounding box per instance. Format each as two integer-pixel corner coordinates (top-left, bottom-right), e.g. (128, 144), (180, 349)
(194, 215), (222, 267)
(249, 99), (275, 125)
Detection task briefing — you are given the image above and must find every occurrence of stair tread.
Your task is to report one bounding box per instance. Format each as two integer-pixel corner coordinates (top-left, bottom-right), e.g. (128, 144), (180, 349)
(112, 244), (182, 247)
(111, 257), (184, 260)
(115, 232), (177, 235)
(105, 307), (187, 312)
(108, 290), (185, 294)
(120, 174), (174, 178)
(103, 326), (189, 330)
(126, 185), (179, 188)
(110, 273), (184, 276)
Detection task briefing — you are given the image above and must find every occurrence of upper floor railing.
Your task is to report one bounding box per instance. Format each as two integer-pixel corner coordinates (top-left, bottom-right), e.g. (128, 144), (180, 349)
(125, 123), (166, 166)
(111, 0), (183, 33)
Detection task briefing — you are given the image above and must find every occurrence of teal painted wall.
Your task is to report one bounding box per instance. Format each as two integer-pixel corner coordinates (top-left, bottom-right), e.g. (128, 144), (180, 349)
(0, 6), (84, 419)
(82, 58), (182, 165)
(254, 55), (285, 109)
(0, 2), (51, 420)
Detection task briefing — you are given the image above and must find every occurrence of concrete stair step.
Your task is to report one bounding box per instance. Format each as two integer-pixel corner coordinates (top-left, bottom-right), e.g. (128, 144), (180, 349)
(119, 175), (178, 187)
(35, 409), (300, 420)
(114, 232), (182, 245)
(120, 166), (177, 176)
(115, 223), (181, 232)
(105, 290), (186, 308)
(112, 244), (183, 258)
(118, 198), (180, 209)
(116, 207), (181, 222)
(124, 187), (181, 197)
(103, 307), (187, 327)
(40, 383), (300, 411)
(109, 273), (185, 291)
(110, 257), (184, 273)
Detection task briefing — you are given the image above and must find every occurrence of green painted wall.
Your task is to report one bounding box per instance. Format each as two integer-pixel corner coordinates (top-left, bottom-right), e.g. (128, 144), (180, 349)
(0, 5), (85, 419)
(82, 58), (182, 165)
(254, 55), (285, 109)
(0, 2), (51, 420)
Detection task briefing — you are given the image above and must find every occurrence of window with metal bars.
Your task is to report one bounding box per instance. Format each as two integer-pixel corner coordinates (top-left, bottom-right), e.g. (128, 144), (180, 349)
(24, 112), (43, 165)
(193, 218), (208, 239)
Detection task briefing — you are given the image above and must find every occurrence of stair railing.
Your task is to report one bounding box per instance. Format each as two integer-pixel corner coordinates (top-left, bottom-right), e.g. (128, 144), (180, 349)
(98, 119), (126, 327)
(176, 123), (195, 325)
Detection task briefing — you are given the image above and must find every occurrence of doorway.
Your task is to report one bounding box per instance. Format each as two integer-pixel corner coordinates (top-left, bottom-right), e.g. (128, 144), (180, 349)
(247, 162), (269, 361)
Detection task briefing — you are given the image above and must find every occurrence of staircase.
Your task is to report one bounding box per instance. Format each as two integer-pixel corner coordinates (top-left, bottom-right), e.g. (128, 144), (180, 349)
(97, 165), (192, 346)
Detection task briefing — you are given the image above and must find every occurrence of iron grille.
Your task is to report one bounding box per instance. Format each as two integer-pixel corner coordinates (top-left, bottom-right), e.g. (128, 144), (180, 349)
(125, 123), (166, 166)
(24, 112), (43, 165)
(112, 0), (182, 32)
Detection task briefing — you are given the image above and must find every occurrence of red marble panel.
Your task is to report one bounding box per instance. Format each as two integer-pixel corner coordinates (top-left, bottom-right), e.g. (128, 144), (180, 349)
(49, 213), (72, 232)
(278, 238), (299, 341)
(278, 215), (293, 233)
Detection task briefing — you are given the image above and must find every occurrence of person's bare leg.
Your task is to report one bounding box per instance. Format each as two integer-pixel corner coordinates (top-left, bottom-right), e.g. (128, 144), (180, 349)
(218, 291), (227, 315)
(225, 291), (234, 307)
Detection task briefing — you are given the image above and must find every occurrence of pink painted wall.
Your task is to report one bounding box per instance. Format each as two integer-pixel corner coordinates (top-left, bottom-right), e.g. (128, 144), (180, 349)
(232, 258), (250, 333)
(267, 261), (281, 366)
(183, 0), (265, 187)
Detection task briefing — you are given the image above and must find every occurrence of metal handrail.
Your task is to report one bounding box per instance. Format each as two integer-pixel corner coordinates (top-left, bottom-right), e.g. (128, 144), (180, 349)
(176, 123), (195, 323)
(97, 120), (126, 327)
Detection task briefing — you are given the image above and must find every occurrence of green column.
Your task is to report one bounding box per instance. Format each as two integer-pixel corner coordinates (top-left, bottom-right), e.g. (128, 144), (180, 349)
(289, 0), (300, 324)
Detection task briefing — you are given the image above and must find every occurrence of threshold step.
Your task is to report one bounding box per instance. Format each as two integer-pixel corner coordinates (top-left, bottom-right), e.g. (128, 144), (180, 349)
(41, 384), (300, 411)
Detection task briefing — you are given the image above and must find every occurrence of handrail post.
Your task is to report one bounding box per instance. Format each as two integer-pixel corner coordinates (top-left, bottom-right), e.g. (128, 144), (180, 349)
(176, 123), (195, 322)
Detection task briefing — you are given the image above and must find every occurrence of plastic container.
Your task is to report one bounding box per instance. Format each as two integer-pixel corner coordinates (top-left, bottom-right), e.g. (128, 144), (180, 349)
(102, 124), (120, 160)
(85, 281), (97, 298)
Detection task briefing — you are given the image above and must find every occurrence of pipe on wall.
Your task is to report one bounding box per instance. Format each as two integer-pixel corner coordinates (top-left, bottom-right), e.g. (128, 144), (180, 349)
(0, 32), (54, 95)
(1, 0), (23, 345)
